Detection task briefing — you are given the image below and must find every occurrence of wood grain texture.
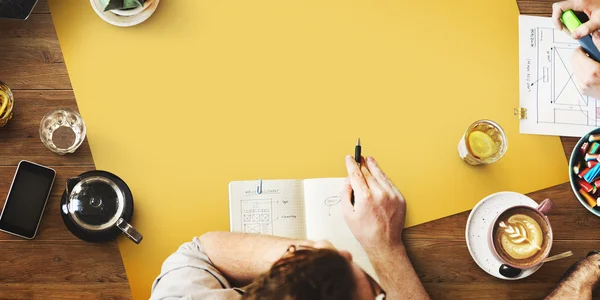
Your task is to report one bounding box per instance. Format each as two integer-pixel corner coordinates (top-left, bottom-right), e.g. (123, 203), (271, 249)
(0, 283), (131, 300)
(0, 167), (98, 241)
(0, 15), (71, 90)
(0, 1), (131, 298)
(405, 240), (597, 300)
(32, 0), (50, 14)
(0, 91), (94, 167)
(517, 0), (554, 16)
(403, 4), (600, 299)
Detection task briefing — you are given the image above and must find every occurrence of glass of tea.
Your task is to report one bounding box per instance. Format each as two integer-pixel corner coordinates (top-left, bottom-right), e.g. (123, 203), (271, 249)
(458, 120), (507, 165)
(0, 81), (14, 127)
(39, 109), (87, 155)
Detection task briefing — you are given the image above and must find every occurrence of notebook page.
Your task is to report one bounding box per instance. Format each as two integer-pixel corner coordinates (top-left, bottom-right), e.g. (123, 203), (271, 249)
(229, 180), (306, 240)
(302, 178), (377, 280)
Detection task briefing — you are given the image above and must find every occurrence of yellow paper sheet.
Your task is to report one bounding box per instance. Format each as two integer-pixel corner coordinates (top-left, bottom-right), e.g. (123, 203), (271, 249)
(49, 0), (569, 298)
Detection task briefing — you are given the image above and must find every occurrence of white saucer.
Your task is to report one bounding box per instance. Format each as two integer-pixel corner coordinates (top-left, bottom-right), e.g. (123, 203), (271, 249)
(90, 0), (159, 27)
(465, 191), (543, 280)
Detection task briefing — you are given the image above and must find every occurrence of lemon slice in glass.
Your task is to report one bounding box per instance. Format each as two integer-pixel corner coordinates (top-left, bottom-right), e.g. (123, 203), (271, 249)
(468, 131), (496, 158)
(0, 90), (7, 118)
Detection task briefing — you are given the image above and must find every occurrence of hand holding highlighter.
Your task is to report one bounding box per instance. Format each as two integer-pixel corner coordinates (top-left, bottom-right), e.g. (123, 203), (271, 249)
(561, 10), (600, 62)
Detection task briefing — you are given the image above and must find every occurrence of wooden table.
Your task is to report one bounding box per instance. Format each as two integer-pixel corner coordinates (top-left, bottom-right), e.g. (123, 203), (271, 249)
(402, 2), (600, 299)
(0, 1), (131, 299)
(0, 1), (592, 299)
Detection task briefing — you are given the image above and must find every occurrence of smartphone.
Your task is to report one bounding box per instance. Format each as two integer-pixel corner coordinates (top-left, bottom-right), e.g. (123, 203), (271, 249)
(0, 161), (56, 239)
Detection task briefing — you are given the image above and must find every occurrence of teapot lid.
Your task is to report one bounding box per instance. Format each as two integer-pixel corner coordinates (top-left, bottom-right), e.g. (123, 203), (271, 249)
(66, 176), (125, 231)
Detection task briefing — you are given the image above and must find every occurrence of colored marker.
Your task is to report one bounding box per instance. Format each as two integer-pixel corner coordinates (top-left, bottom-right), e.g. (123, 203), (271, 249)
(590, 142), (600, 154)
(562, 10), (600, 62)
(580, 188), (598, 207)
(584, 163), (600, 183)
(580, 167), (591, 178)
(582, 142), (590, 155)
(590, 134), (600, 142)
(585, 153), (600, 161)
(580, 179), (594, 193)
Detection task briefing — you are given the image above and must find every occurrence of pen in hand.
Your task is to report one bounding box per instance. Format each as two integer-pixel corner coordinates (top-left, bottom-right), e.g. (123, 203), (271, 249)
(351, 138), (361, 206)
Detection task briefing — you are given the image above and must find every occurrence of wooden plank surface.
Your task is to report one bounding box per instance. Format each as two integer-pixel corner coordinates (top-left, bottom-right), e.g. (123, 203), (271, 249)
(0, 91), (94, 167)
(401, 3), (600, 299)
(517, 0), (554, 16)
(0, 1), (131, 299)
(2, 1), (591, 299)
(0, 167), (97, 241)
(0, 14), (71, 90)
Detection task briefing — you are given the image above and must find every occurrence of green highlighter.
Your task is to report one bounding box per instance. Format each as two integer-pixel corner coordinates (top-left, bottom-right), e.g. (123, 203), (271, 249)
(561, 10), (600, 62)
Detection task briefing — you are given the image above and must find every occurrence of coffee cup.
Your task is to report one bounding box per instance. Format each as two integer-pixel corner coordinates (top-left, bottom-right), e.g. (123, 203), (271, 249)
(489, 199), (554, 269)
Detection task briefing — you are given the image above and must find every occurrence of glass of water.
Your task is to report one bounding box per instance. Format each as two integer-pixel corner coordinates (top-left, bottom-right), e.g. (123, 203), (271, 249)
(39, 109), (86, 155)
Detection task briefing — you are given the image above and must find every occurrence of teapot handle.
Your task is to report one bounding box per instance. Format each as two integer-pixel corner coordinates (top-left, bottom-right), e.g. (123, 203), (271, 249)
(116, 218), (143, 244)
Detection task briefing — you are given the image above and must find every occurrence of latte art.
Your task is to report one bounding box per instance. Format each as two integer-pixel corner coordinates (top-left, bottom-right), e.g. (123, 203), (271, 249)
(498, 214), (543, 259)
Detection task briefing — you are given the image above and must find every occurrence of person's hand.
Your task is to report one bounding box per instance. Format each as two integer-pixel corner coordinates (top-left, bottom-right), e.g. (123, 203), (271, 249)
(552, 0), (600, 39)
(572, 32), (600, 98)
(341, 155), (406, 252)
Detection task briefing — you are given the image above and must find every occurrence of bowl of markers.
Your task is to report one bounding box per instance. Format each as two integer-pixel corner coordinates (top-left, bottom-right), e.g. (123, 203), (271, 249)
(570, 129), (600, 217)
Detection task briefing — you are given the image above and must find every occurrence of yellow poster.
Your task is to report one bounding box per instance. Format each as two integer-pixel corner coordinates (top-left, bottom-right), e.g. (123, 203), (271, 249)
(49, 0), (568, 298)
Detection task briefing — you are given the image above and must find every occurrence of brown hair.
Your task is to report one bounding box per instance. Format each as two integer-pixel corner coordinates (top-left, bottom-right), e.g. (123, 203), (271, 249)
(242, 248), (357, 300)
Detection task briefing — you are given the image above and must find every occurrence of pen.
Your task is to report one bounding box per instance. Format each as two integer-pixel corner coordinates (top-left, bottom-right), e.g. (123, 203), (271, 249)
(351, 138), (361, 206)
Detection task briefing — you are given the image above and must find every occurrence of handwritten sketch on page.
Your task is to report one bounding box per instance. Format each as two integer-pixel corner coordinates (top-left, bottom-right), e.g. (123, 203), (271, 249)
(229, 180), (307, 240)
(519, 15), (599, 137)
(303, 178), (376, 279)
(229, 178), (377, 280)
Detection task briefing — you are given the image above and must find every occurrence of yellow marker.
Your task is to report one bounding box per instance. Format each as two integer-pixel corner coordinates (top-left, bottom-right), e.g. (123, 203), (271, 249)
(468, 131), (497, 158)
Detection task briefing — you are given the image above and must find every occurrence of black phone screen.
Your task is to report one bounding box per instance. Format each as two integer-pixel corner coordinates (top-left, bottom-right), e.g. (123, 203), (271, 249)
(0, 161), (56, 239)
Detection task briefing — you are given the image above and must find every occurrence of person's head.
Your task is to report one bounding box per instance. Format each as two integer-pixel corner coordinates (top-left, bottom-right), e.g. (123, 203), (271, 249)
(242, 240), (386, 300)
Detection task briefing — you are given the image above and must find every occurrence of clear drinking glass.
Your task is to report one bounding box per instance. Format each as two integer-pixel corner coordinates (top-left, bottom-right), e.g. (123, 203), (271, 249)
(458, 119), (508, 165)
(0, 81), (14, 127)
(39, 109), (87, 155)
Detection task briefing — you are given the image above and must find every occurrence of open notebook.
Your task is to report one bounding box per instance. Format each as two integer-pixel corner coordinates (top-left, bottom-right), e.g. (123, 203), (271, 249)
(229, 178), (376, 279)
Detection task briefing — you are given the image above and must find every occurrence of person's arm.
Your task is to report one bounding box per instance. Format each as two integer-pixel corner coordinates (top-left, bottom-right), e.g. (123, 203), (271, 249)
(341, 155), (429, 300)
(552, 1), (600, 98)
(199, 232), (314, 287)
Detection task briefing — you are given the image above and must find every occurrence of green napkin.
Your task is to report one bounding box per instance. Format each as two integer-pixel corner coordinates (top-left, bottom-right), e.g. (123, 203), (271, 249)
(101, 0), (146, 11)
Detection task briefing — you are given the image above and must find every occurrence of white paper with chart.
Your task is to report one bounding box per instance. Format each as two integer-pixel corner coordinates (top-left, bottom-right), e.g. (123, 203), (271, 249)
(229, 178), (376, 279)
(519, 15), (599, 137)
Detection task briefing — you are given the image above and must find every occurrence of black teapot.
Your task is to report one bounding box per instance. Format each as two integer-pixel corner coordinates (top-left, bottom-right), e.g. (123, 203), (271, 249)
(61, 170), (142, 244)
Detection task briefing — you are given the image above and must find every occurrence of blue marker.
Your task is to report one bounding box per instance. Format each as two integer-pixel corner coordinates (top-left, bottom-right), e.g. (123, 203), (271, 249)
(561, 10), (600, 62)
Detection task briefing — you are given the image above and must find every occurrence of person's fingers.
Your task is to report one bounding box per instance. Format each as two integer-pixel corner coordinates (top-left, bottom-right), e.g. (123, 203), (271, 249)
(592, 30), (600, 49)
(365, 156), (405, 199)
(573, 18), (600, 39)
(341, 177), (355, 213)
(572, 46), (589, 66)
(364, 156), (394, 192)
(552, 1), (572, 31)
(572, 46), (600, 82)
(345, 155), (369, 197)
(359, 156), (379, 191)
(572, 47), (588, 88)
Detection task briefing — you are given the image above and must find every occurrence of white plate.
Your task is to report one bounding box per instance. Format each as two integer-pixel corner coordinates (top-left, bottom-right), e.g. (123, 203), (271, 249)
(465, 191), (543, 280)
(90, 0), (159, 27)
